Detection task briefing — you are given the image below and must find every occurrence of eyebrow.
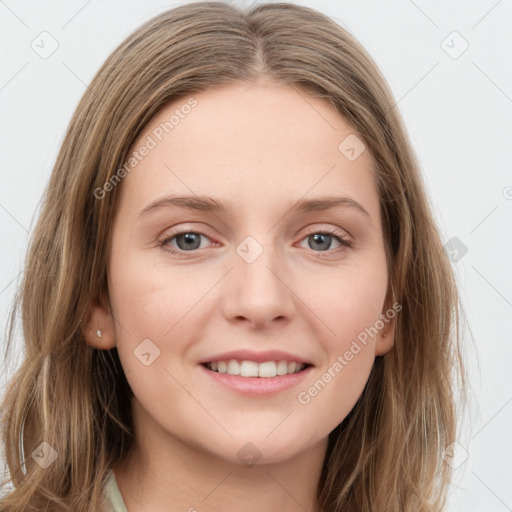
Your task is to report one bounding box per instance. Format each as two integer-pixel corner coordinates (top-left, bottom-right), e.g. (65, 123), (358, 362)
(137, 194), (372, 223)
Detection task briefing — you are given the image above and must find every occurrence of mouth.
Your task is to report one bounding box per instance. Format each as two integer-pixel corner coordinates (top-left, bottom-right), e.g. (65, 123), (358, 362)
(201, 359), (313, 378)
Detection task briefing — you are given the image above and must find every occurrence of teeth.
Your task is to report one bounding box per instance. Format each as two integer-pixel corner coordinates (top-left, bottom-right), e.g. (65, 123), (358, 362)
(206, 359), (307, 377)
(227, 359), (240, 375)
(276, 360), (288, 375)
(258, 361), (276, 378)
(240, 360), (259, 377)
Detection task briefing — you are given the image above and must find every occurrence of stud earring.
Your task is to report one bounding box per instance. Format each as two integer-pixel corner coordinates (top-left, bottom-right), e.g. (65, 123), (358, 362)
(382, 333), (387, 338)
(96, 329), (103, 338)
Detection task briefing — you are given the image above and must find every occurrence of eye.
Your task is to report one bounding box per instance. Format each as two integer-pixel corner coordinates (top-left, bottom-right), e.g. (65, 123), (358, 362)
(159, 230), (214, 257)
(298, 227), (352, 255)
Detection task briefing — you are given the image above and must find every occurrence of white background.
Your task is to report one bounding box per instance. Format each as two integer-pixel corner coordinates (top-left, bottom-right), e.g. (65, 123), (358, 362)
(1, 0), (511, 510)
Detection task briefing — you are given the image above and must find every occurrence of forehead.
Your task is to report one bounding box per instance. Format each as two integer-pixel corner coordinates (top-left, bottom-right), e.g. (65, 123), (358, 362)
(118, 81), (380, 223)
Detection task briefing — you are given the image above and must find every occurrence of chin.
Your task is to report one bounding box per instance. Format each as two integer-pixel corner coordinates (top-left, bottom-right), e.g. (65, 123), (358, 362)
(215, 434), (312, 467)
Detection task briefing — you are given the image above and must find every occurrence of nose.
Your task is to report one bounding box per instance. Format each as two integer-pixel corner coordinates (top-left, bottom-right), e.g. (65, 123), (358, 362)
(221, 241), (296, 330)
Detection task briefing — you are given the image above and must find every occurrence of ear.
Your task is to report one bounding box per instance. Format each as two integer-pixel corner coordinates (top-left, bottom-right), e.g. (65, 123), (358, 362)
(374, 288), (399, 356)
(81, 295), (116, 350)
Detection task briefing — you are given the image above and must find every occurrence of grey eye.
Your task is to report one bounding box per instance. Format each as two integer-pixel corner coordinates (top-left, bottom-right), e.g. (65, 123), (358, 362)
(174, 232), (203, 251)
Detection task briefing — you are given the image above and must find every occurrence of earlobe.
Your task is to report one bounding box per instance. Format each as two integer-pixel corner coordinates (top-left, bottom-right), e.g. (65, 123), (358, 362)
(375, 328), (395, 356)
(374, 304), (396, 357)
(81, 297), (116, 349)
(375, 286), (398, 356)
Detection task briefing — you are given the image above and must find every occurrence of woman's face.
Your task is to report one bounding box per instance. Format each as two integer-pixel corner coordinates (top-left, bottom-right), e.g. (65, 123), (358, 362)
(100, 81), (394, 465)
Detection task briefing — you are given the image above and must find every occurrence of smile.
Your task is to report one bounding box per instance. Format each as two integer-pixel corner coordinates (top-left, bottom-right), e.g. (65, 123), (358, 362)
(202, 360), (310, 377)
(200, 360), (313, 396)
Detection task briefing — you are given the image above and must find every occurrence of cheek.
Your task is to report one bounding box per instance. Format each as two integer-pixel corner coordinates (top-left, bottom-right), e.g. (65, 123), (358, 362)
(107, 255), (199, 410)
(300, 256), (388, 347)
(296, 344), (375, 442)
(295, 274), (385, 424)
(292, 259), (387, 424)
(107, 248), (220, 403)
(108, 248), (204, 340)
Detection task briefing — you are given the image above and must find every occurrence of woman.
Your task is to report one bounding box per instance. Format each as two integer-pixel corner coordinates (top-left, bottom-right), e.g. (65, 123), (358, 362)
(0, 2), (468, 511)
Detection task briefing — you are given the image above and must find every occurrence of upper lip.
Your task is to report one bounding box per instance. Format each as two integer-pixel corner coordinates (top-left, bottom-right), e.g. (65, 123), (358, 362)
(199, 349), (313, 365)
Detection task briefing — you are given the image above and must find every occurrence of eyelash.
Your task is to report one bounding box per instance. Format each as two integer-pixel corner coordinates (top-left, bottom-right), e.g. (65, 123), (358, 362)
(158, 226), (352, 259)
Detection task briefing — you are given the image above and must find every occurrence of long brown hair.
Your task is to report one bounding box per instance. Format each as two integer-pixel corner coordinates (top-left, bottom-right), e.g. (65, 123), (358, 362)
(0, 2), (470, 510)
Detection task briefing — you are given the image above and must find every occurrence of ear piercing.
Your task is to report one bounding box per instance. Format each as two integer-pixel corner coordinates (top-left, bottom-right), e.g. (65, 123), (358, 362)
(382, 333), (387, 338)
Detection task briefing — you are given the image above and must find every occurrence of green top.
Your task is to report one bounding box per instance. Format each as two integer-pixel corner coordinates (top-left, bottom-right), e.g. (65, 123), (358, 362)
(102, 469), (129, 512)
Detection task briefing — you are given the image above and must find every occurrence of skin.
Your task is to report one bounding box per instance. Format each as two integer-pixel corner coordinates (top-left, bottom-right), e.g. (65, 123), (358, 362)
(84, 79), (395, 512)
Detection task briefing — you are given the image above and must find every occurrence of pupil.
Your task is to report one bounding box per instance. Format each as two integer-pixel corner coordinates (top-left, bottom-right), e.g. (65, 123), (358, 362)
(177, 233), (200, 250)
(310, 233), (330, 251)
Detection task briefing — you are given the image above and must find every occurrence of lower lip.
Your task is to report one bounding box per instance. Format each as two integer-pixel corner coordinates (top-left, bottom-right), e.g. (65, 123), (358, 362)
(199, 364), (313, 396)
